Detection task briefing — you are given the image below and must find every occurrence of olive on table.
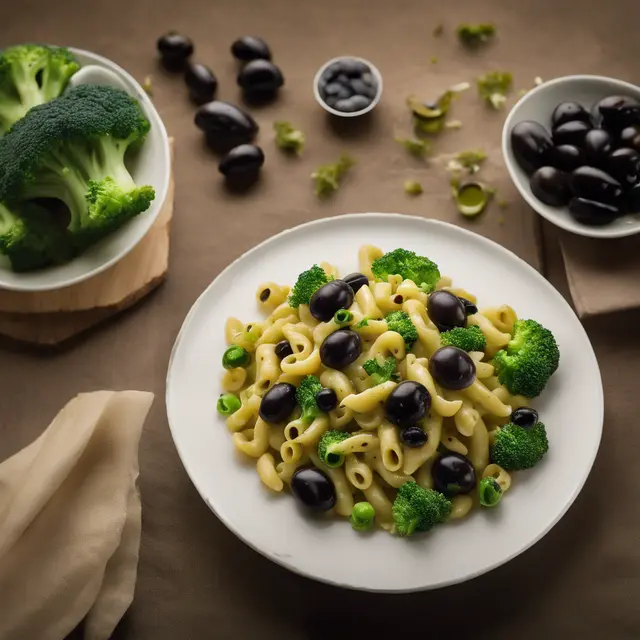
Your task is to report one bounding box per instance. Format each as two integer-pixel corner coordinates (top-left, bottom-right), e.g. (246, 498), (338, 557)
(231, 36), (272, 62)
(219, 144), (265, 180)
(569, 197), (620, 226)
(607, 148), (640, 187)
(316, 388), (338, 412)
(318, 58), (378, 114)
(458, 297), (478, 316)
(185, 63), (218, 104)
(510, 121), (553, 175)
(627, 184), (640, 213)
(583, 129), (613, 165)
(320, 329), (362, 369)
(427, 290), (467, 332)
(275, 340), (293, 359)
(429, 346), (476, 390)
(530, 166), (571, 207)
(549, 145), (585, 172)
(385, 381), (431, 428)
(571, 166), (624, 205)
(401, 425), (428, 448)
(342, 272), (369, 294)
(618, 126), (640, 153)
(291, 467), (336, 512)
(510, 407), (539, 428)
(195, 101), (259, 149)
(157, 32), (194, 70)
(259, 382), (297, 423)
(237, 59), (284, 95)
(551, 101), (591, 128)
(309, 280), (354, 322)
(552, 120), (592, 147)
(597, 95), (640, 131)
(431, 452), (477, 497)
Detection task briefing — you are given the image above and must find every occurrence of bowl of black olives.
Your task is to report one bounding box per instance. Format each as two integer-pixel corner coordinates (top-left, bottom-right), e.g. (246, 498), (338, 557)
(503, 75), (640, 238)
(313, 56), (383, 117)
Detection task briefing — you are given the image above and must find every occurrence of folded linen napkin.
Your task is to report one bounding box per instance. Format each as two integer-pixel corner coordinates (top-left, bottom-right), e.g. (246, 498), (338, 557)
(0, 390), (154, 640)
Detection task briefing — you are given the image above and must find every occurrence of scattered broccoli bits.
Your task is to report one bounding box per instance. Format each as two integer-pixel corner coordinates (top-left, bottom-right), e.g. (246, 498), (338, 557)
(404, 179), (424, 196)
(457, 23), (496, 47)
(274, 120), (305, 155)
(363, 356), (398, 385)
(312, 153), (355, 197)
(477, 71), (513, 109)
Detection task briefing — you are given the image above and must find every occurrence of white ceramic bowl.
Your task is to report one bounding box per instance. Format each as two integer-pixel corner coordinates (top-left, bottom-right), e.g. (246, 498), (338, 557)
(0, 47), (171, 291)
(313, 56), (383, 118)
(502, 75), (640, 239)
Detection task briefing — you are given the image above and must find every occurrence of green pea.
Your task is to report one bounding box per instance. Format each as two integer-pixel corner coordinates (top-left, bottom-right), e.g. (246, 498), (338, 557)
(334, 309), (354, 326)
(217, 393), (241, 416)
(478, 477), (503, 507)
(222, 345), (250, 369)
(350, 501), (376, 531)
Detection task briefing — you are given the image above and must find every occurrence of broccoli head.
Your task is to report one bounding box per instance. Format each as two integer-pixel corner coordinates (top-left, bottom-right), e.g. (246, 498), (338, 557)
(363, 356), (398, 385)
(392, 481), (451, 536)
(0, 84), (155, 251)
(288, 265), (333, 308)
(296, 375), (323, 423)
(493, 319), (560, 398)
(385, 310), (418, 347)
(491, 422), (549, 470)
(371, 248), (440, 292)
(317, 430), (350, 467)
(0, 44), (79, 134)
(440, 325), (486, 352)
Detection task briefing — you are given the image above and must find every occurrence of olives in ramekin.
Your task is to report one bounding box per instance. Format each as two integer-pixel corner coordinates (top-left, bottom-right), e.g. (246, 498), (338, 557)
(315, 57), (380, 115)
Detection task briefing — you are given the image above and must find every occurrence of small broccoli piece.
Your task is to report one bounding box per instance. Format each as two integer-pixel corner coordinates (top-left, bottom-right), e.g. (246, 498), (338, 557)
(477, 71), (513, 109)
(492, 422), (549, 470)
(478, 477), (503, 507)
(312, 153), (355, 197)
(385, 310), (419, 347)
(0, 44), (79, 134)
(457, 23), (496, 47)
(371, 248), (440, 293)
(296, 375), (323, 423)
(392, 482), (451, 536)
(274, 121), (305, 155)
(440, 326), (486, 352)
(217, 393), (241, 416)
(357, 317), (370, 327)
(363, 357), (398, 386)
(317, 430), (350, 467)
(404, 179), (423, 196)
(493, 319), (560, 398)
(447, 149), (487, 174)
(396, 137), (430, 157)
(288, 264), (332, 308)
(350, 502), (376, 531)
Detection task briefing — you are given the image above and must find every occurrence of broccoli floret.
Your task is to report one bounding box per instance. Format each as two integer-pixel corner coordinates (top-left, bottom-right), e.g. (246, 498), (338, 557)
(0, 44), (79, 134)
(493, 319), (560, 398)
(288, 264), (332, 308)
(477, 71), (513, 109)
(491, 422), (549, 470)
(363, 357), (398, 385)
(311, 153), (355, 197)
(440, 325), (486, 352)
(371, 248), (441, 293)
(0, 201), (73, 272)
(0, 84), (155, 251)
(296, 375), (323, 423)
(392, 482), (451, 536)
(457, 23), (496, 47)
(274, 121), (305, 155)
(385, 310), (419, 347)
(317, 429), (350, 467)
(356, 317), (370, 327)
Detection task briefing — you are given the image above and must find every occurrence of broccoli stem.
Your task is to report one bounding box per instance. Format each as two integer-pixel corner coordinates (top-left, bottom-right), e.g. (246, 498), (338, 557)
(11, 60), (46, 111)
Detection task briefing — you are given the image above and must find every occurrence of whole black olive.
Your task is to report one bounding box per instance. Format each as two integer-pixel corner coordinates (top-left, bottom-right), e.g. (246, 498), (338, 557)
(607, 148), (640, 187)
(320, 61), (345, 83)
(340, 58), (370, 76)
(237, 59), (284, 94)
(429, 346), (476, 390)
(583, 129), (613, 165)
(458, 297), (478, 316)
(431, 453), (476, 496)
(259, 382), (297, 423)
(157, 32), (194, 70)
(334, 95), (372, 113)
(350, 78), (377, 99)
(552, 120), (592, 147)
(569, 197), (619, 226)
(184, 63), (218, 104)
(510, 121), (553, 175)
(385, 381), (431, 428)
(291, 467), (336, 512)
(549, 145), (586, 172)
(195, 101), (258, 148)
(219, 144), (265, 180)
(571, 166), (624, 205)
(597, 95), (640, 131)
(320, 329), (362, 369)
(231, 36), (272, 62)
(530, 166), (571, 207)
(316, 388), (338, 412)
(510, 407), (539, 428)
(342, 272), (369, 294)
(309, 281), (354, 322)
(551, 101), (591, 128)
(427, 290), (467, 332)
(400, 425), (428, 448)
(627, 184), (640, 213)
(275, 340), (293, 359)
(618, 126), (640, 153)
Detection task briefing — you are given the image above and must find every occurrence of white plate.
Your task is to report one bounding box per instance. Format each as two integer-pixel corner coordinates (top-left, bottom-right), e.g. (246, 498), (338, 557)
(166, 213), (603, 592)
(0, 47), (171, 291)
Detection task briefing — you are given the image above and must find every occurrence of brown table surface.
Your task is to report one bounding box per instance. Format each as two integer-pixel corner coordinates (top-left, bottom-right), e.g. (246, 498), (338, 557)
(3, 1), (640, 638)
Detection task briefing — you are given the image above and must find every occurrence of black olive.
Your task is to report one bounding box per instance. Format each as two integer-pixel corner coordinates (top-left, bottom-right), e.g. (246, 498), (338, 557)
(549, 145), (586, 172)
(431, 453), (476, 496)
(320, 61), (345, 83)
(195, 101), (258, 149)
(618, 126), (640, 153)
(340, 58), (370, 76)
(597, 95), (640, 131)
(628, 184), (640, 213)
(275, 340), (293, 359)
(320, 329), (362, 370)
(309, 281), (354, 322)
(237, 59), (284, 94)
(219, 144), (264, 180)
(350, 78), (377, 99)
(429, 346), (476, 390)
(530, 166), (571, 207)
(458, 297), (478, 316)
(291, 467), (336, 512)
(571, 166), (624, 205)
(427, 290), (467, 332)
(583, 129), (613, 165)
(334, 95), (372, 113)
(552, 120), (592, 147)
(259, 382), (297, 423)
(510, 121), (553, 175)
(323, 83), (344, 97)
(231, 36), (272, 62)
(510, 407), (539, 428)
(157, 32), (194, 70)
(401, 425), (428, 448)
(385, 381), (431, 428)
(607, 148), (640, 187)
(316, 388), (338, 412)
(342, 272), (369, 294)
(569, 197), (619, 226)
(184, 63), (218, 104)
(551, 101), (591, 128)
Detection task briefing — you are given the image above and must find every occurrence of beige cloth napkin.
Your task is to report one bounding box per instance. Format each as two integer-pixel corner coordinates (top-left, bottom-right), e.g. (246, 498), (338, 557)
(0, 390), (154, 640)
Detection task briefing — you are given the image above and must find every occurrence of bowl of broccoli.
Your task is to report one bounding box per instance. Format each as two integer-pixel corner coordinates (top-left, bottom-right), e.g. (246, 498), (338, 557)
(0, 45), (171, 291)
